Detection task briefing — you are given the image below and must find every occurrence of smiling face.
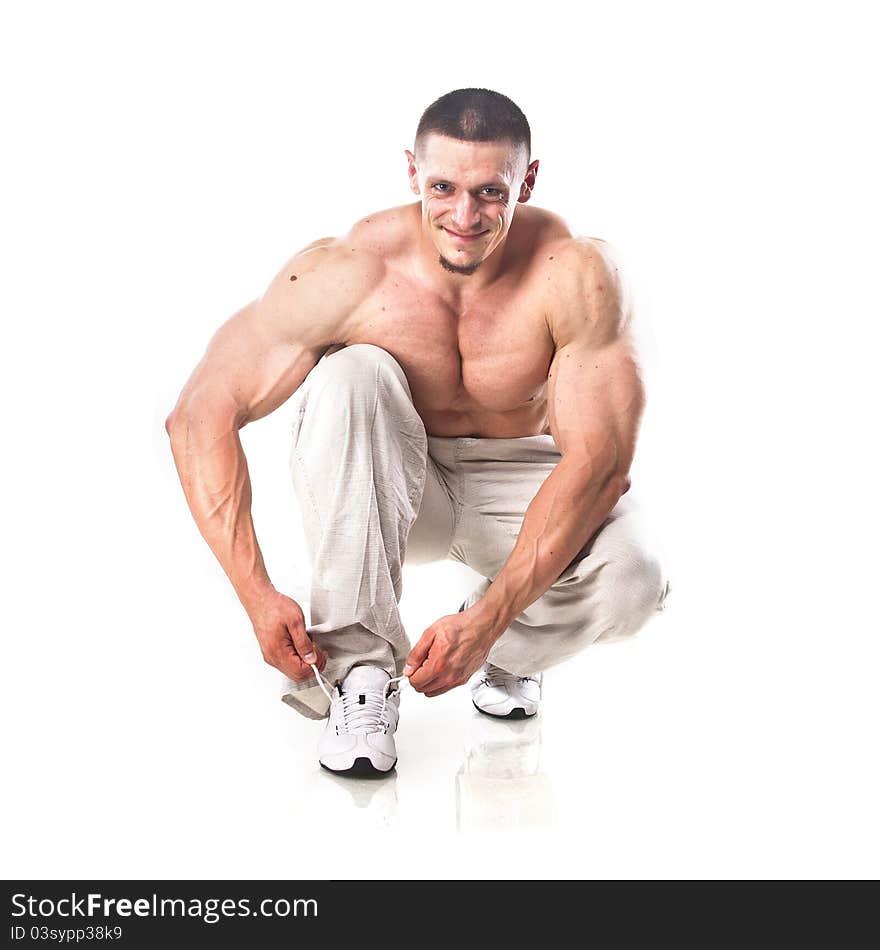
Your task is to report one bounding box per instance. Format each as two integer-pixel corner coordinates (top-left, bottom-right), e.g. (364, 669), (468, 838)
(406, 134), (538, 276)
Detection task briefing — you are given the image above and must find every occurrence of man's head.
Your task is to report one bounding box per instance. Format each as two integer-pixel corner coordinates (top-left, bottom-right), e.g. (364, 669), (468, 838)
(406, 88), (539, 276)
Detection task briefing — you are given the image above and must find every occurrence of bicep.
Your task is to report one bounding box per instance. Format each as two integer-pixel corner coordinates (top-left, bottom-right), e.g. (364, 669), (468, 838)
(547, 332), (646, 476)
(170, 243), (376, 426)
(174, 303), (327, 427)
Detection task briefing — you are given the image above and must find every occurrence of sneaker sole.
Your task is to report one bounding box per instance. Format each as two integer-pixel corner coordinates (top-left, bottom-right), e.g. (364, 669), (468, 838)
(472, 701), (536, 720)
(320, 757), (397, 778)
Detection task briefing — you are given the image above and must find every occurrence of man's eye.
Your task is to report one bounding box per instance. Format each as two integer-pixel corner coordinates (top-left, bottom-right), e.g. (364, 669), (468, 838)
(433, 183), (451, 192)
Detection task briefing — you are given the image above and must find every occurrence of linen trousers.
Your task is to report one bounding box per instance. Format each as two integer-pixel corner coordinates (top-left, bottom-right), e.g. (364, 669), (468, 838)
(282, 344), (669, 720)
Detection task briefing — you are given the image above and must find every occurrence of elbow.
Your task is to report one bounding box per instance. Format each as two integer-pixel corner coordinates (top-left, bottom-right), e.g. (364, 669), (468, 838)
(595, 469), (631, 505)
(165, 401), (193, 442)
(165, 404), (186, 439)
(565, 450), (631, 498)
(604, 466), (632, 503)
(165, 398), (241, 443)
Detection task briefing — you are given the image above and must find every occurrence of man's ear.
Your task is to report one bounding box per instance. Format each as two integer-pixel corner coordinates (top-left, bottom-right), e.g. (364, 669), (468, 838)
(518, 158), (540, 204)
(405, 149), (420, 195)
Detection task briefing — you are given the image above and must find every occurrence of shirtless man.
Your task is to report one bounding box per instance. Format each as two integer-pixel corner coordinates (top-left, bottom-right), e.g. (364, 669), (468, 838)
(166, 88), (669, 776)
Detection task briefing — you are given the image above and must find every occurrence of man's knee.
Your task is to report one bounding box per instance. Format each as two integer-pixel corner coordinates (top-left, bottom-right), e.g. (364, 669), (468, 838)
(594, 547), (668, 643)
(312, 344), (408, 395)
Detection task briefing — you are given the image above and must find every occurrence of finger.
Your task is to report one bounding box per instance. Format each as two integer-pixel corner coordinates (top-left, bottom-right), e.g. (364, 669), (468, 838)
(423, 674), (457, 697)
(269, 646), (312, 683)
(421, 673), (451, 697)
(409, 656), (442, 693)
(404, 629), (436, 677)
(288, 660), (314, 682)
(421, 666), (468, 697)
(311, 647), (329, 675)
(293, 646), (328, 680)
(270, 628), (322, 682)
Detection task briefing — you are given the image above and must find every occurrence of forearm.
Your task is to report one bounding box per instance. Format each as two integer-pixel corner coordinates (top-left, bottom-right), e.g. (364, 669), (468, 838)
(472, 455), (627, 639)
(167, 408), (273, 613)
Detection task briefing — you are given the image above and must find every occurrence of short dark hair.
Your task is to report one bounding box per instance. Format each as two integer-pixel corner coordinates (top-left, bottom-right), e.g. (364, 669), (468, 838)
(415, 88), (531, 160)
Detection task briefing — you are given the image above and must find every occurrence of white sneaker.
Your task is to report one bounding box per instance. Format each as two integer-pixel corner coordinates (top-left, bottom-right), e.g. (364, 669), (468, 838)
(317, 666), (400, 776)
(470, 662), (542, 719)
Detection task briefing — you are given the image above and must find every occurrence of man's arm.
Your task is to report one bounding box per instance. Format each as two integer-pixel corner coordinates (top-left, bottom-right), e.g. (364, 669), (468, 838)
(472, 240), (645, 635)
(406, 239), (645, 695)
(165, 240), (381, 681)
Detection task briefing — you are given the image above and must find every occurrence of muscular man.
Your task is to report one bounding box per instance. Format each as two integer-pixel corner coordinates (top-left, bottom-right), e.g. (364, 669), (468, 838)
(166, 88), (669, 777)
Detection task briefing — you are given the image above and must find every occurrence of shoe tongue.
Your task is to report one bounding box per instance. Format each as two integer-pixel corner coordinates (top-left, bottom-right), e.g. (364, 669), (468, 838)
(342, 666), (391, 696)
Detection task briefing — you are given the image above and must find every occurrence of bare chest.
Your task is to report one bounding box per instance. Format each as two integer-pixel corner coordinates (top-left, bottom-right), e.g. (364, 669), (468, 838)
(343, 278), (555, 418)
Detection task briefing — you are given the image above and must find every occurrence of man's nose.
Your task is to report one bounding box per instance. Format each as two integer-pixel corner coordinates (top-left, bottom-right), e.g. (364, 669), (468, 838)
(451, 192), (480, 230)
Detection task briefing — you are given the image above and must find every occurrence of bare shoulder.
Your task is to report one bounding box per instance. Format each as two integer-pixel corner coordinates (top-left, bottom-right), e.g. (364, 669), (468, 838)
(282, 230), (387, 284)
(547, 234), (628, 290)
(526, 205), (575, 239)
(257, 231), (387, 341)
(245, 205), (414, 351)
(543, 234), (634, 348)
(510, 204), (573, 257)
(345, 202), (418, 259)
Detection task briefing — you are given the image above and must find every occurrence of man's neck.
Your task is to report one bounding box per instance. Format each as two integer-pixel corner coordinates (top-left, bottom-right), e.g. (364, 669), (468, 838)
(412, 223), (512, 309)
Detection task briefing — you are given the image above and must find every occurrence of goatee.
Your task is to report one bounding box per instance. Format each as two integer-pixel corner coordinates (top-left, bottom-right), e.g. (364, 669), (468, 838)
(438, 255), (480, 276)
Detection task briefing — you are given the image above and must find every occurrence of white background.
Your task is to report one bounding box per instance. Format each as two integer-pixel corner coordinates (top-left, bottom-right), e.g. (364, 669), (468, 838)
(2, 0), (878, 879)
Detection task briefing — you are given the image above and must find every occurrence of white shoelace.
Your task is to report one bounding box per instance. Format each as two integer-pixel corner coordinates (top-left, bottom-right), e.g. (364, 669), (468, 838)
(310, 664), (408, 735)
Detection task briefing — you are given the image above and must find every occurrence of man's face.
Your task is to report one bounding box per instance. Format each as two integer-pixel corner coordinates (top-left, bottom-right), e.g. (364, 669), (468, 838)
(406, 134), (538, 276)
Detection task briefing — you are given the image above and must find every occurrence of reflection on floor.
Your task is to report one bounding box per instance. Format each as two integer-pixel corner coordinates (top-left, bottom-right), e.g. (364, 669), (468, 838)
(302, 708), (556, 833)
(456, 712), (556, 831)
(309, 767), (401, 831)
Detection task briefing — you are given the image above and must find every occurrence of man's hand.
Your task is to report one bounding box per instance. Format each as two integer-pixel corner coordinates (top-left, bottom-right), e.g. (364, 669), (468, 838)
(404, 607), (498, 697)
(248, 589), (328, 682)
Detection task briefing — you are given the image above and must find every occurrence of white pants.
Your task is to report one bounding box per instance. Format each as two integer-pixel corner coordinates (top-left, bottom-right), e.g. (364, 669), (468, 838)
(282, 344), (670, 719)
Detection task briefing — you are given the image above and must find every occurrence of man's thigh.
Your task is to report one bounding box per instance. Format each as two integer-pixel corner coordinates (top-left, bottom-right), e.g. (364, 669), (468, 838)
(405, 453), (456, 565)
(454, 436), (560, 578)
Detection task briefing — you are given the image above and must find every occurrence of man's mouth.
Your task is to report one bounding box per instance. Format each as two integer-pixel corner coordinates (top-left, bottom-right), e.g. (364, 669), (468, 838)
(443, 227), (488, 243)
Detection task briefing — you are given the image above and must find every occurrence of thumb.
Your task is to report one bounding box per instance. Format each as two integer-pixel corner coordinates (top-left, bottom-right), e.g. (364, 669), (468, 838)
(287, 615), (319, 665)
(404, 628), (435, 677)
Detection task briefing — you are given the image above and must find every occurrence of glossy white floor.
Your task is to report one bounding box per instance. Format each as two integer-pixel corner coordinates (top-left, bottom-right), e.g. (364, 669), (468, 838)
(3, 408), (878, 879)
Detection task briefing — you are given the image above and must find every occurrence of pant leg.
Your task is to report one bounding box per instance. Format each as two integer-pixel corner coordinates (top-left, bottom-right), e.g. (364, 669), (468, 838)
(281, 344), (434, 719)
(404, 450), (457, 566)
(453, 438), (670, 677)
